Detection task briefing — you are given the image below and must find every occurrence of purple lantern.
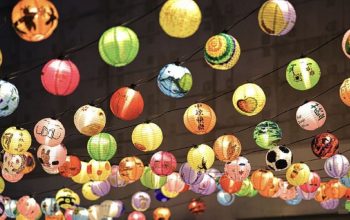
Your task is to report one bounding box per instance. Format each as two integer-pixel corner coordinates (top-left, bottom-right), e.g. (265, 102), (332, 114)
(179, 162), (204, 185)
(297, 187), (316, 200)
(131, 191), (151, 212)
(191, 174), (217, 195)
(320, 199), (339, 210)
(324, 154), (350, 178)
(206, 168), (223, 181)
(154, 189), (170, 202)
(91, 180), (111, 197)
(108, 165), (128, 188)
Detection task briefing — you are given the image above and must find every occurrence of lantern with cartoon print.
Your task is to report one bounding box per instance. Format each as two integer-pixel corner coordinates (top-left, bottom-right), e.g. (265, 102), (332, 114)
(58, 155), (81, 178)
(74, 105), (106, 136)
(1, 169), (23, 182)
(86, 160), (112, 181)
(179, 162), (205, 185)
(286, 163), (311, 186)
(187, 144), (215, 172)
(55, 188), (80, 210)
(213, 135), (242, 162)
(21, 152), (36, 174)
(37, 144), (67, 171)
(311, 133), (338, 159)
(2, 152), (26, 175)
(34, 118), (65, 146)
(119, 156), (144, 182)
(191, 174), (217, 195)
(324, 154), (350, 178)
(1, 126), (31, 154)
(131, 192), (151, 212)
(224, 156), (251, 181)
(0, 80), (19, 117)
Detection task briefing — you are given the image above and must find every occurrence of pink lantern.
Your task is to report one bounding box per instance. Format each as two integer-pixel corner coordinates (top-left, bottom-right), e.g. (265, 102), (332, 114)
(279, 182), (297, 201)
(108, 165), (128, 188)
(41, 59), (80, 96)
(17, 196), (41, 219)
(2, 169), (23, 182)
(224, 156), (251, 181)
(191, 174), (217, 195)
(34, 118), (65, 146)
(37, 144), (67, 169)
(91, 180), (111, 197)
(163, 172), (185, 193)
(64, 208), (74, 220)
(299, 172), (321, 193)
(128, 211), (146, 220)
(297, 187), (316, 200)
(150, 151), (177, 176)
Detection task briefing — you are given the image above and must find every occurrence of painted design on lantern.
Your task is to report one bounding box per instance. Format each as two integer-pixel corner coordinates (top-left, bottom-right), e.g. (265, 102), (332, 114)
(35, 121), (63, 140)
(3, 153), (25, 174)
(237, 97), (258, 113)
(289, 164), (304, 179)
(1, 132), (13, 149)
(310, 102), (325, 121)
(253, 121), (282, 148)
(288, 62), (316, 82)
(0, 81), (19, 116)
(311, 133), (338, 159)
(194, 104), (205, 131)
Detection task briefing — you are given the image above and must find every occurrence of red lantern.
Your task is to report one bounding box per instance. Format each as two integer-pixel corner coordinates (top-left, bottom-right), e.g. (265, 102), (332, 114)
(299, 172), (321, 193)
(188, 198), (206, 215)
(110, 87), (144, 121)
(58, 155), (81, 178)
(128, 211), (146, 220)
(311, 133), (339, 159)
(219, 174), (242, 194)
(41, 59), (80, 96)
(150, 151), (177, 176)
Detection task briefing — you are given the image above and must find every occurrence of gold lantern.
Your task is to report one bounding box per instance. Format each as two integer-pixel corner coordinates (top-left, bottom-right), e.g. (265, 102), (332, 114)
(183, 103), (216, 135)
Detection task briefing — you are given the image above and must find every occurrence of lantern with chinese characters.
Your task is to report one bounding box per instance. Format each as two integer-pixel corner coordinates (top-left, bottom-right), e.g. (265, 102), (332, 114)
(258, 0), (296, 36)
(232, 83), (266, 116)
(91, 180), (111, 197)
(163, 172), (185, 194)
(259, 177), (282, 198)
(12, 0), (59, 42)
(187, 144), (215, 172)
(108, 165), (129, 188)
(311, 133), (338, 159)
(41, 198), (60, 216)
(157, 64), (193, 98)
(37, 144), (67, 170)
(159, 0), (201, 38)
(340, 170), (350, 187)
(324, 154), (349, 178)
(55, 188), (80, 210)
(21, 152), (36, 174)
(128, 211), (146, 220)
(131, 192), (151, 212)
(296, 101), (326, 131)
(58, 155), (81, 178)
(340, 78), (350, 106)
(266, 145), (293, 171)
(99, 200), (125, 219)
(119, 156), (144, 182)
(179, 162), (204, 185)
(213, 134), (241, 162)
(286, 163), (310, 186)
(34, 118), (65, 146)
(2, 152), (26, 174)
(1, 126), (31, 154)
(0, 80), (19, 117)
(132, 123), (163, 152)
(86, 160), (111, 181)
(251, 169), (274, 191)
(188, 198), (206, 215)
(299, 172), (321, 193)
(99, 26), (139, 67)
(41, 59), (80, 96)
(191, 174), (217, 195)
(81, 182), (100, 201)
(217, 190), (235, 206)
(204, 33), (241, 70)
(325, 179), (347, 199)
(140, 166), (167, 189)
(87, 133), (117, 161)
(320, 199), (339, 210)
(342, 29), (350, 59)
(183, 103), (216, 135)
(153, 207), (171, 220)
(2, 169), (23, 182)
(110, 87), (144, 121)
(150, 151), (177, 176)
(17, 196), (41, 219)
(219, 174), (242, 194)
(74, 105), (106, 136)
(253, 121), (282, 149)
(72, 161), (90, 184)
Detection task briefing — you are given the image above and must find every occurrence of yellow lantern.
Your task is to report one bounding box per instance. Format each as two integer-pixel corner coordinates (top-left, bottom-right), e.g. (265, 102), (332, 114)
(1, 126), (32, 154)
(87, 160), (111, 181)
(153, 207), (171, 220)
(159, 0), (202, 38)
(0, 49), (2, 67)
(232, 83), (266, 116)
(340, 78), (350, 107)
(72, 161), (90, 184)
(0, 177), (5, 193)
(74, 105), (106, 136)
(55, 188), (80, 209)
(161, 185), (179, 198)
(286, 163), (310, 186)
(131, 122), (163, 152)
(187, 144), (215, 172)
(82, 182), (100, 201)
(183, 103), (216, 135)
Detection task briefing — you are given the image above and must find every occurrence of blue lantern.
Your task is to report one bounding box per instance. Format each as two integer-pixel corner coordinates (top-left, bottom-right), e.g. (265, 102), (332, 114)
(154, 189), (170, 202)
(285, 194), (302, 206)
(0, 80), (19, 117)
(217, 190), (235, 206)
(4, 200), (17, 218)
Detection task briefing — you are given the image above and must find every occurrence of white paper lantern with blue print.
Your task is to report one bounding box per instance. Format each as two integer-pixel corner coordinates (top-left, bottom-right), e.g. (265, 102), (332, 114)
(157, 64), (193, 98)
(217, 190), (235, 206)
(41, 198), (60, 216)
(0, 80), (19, 117)
(4, 199), (17, 218)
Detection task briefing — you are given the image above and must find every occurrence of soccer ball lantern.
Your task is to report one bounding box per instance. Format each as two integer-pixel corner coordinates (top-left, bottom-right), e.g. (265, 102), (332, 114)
(183, 103), (216, 135)
(265, 145), (293, 171)
(253, 121), (282, 149)
(296, 101), (326, 131)
(0, 80), (19, 117)
(232, 83), (266, 116)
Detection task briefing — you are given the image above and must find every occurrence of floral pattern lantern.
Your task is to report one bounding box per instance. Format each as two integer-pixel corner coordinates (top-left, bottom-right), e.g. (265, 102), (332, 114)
(131, 122), (163, 152)
(320, 199), (339, 210)
(58, 155), (81, 178)
(41, 198), (60, 216)
(188, 198), (206, 215)
(0, 80), (19, 117)
(265, 145), (293, 171)
(1, 126), (31, 154)
(119, 156), (144, 182)
(213, 134), (241, 162)
(87, 133), (117, 161)
(217, 190), (235, 206)
(299, 172), (321, 193)
(86, 160), (111, 181)
(296, 101), (326, 131)
(34, 118), (65, 146)
(128, 211), (146, 220)
(81, 182), (100, 201)
(253, 121), (282, 149)
(55, 188), (80, 210)
(311, 133), (339, 159)
(74, 105), (106, 136)
(251, 169), (274, 191)
(37, 144), (67, 170)
(179, 162), (204, 185)
(232, 83), (266, 116)
(224, 156), (251, 181)
(108, 165), (129, 188)
(286, 163), (311, 186)
(91, 180), (111, 197)
(342, 30), (350, 59)
(219, 174), (243, 194)
(183, 103), (216, 135)
(191, 173), (217, 195)
(187, 144), (215, 172)
(150, 151), (177, 176)
(324, 154), (349, 178)
(131, 192), (151, 212)
(153, 207), (171, 220)
(72, 161), (90, 184)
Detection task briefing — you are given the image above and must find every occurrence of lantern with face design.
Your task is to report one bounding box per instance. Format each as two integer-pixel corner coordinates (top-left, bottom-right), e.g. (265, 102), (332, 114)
(1, 127), (31, 154)
(86, 160), (111, 181)
(72, 161), (89, 184)
(34, 118), (65, 146)
(74, 105), (106, 136)
(119, 156), (144, 182)
(0, 80), (19, 118)
(251, 169), (274, 191)
(191, 173), (217, 195)
(258, 177), (282, 198)
(41, 198), (60, 216)
(286, 163), (311, 186)
(179, 162), (205, 185)
(37, 144), (67, 170)
(108, 165), (129, 188)
(299, 172), (321, 193)
(232, 83), (266, 116)
(150, 151), (177, 176)
(224, 156), (251, 181)
(17, 196), (41, 219)
(219, 174), (243, 194)
(21, 152), (36, 174)
(55, 188), (80, 210)
(324, 154), (350, 178)
(140, 166), (167, 190)
(213, 134), (242, 162)
(325, 179), (347, 199)
(58, 155), (81, 178)
(2, 152), (26, 174)
(311, 133), (339, 159)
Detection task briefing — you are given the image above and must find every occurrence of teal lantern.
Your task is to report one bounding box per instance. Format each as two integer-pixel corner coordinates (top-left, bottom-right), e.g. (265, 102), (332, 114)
(87, 133), (117, 161)
(98, 26), (139, 67)
(253, 121), (282, 150)
(140, 166), (167, 190)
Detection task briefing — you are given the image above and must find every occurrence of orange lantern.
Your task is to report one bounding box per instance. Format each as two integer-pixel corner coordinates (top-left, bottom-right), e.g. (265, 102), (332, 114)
(58, 155), (81, 178)
(219, 174), (242, 194)
(325, 179), (347, 199)
(119, 156), (144, 182)
(153, 207), (171, 220)
(213, 134), (241, 162)
(12, 0), (59, 42)
(259, 177), (282, 198)
(183, 103), (216, 135)
(314, 183), (329, 202)
(251, 169), (274, 191)
(188, 198), (206, 215)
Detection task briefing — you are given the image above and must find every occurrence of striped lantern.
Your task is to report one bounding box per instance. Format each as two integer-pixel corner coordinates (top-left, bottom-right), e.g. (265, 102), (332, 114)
(140, 166), (167, 189)
(150, 151), (177, 176)
(162, 172), (185, 194)
(179, 162), (204, 185)
(339, 78), (350, 107)
(119, 156), (144, 182)
(320, 199), (339, 210)
(131, 192), (151, 212)
(324, 154), (350, 178)
(258, 0), (296, 36)
(232, 83), (266, 116)
(224, 156), (251, 181)
(87, 133), (117, 161)
(296, 101), (326, 131)
(342, 29), (350, 59)
(1, 126), (31, 154)
(132, 123), (163, 152)
(108, 165), (129, 188)
(191, 173), (217, 195)
(286, 163), (310, 186)
(213, 135), (241, 162)
(204, 33), (241, 70)
(74, 105), (106, 136)
(183, 103), (216, 135)
(187, 144), (215, 172)
(91, 180), (111, 197)
(0, 80), (19, 117)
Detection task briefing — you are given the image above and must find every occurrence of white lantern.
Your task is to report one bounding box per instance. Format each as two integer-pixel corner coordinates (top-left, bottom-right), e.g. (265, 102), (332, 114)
(296, 101), (326, 131)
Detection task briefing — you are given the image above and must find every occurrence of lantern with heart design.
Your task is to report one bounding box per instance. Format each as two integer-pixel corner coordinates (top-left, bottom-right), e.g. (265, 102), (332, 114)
(224, 156), (251, 181)
(213, 134), (242, 162)
(34, 118), (65, 146)
(232, 83), (266, 116)
(286, 163), (311, 186)
(183, 103), (216, 135)
(0, 80), (19, 117)
(1, 126), (31, 154)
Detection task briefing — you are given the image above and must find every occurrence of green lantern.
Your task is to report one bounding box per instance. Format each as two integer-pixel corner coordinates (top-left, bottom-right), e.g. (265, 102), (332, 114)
(98, 26), (139, 67)
(235, 178), (254, 197)
(253, 121), (282, 150)
(87, 133), (117, 161)
(140, 166), (167, 189)
(345, 200), (350, 212)
(286, 57), (321, 90)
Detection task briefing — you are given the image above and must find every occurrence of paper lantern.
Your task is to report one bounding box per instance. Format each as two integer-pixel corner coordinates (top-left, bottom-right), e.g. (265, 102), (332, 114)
(90, 180), (111, 197)
(340, 78), (350, 107)
(299, 172), (321, 193)
(154, 189), (170, 202)
(232, 83), (266, 116)
(0, 50), (2, 67)
(99, 26), (139, 67)
(41, 59), (80, 96)
(286, 163), (310, 186)
(251, 169), (274, 191)
(46, 210), (65, 220)
(311, 132), (338, 159)
(345, 188), (350, 200)
(1, 126), (31, 154)
(179, 162), (204, 185)
(119, 156), (144, 182)
(204, 33), (240, 70)
(324, 154), (349, 178)
(258, 177), (282, 198)
(320, 199), (339, 210)
(213, 134), (241, 162)
(37, 144), (67, 170)
(5, 200), (17, 218)
(2, 169), (23, 182)
(41, 198), (60, 216)
(21, 152), (36, 174)
(131, 192), (151, 212)
(87, 133), (117, 161)
(191, 174), (217, 195)
(325, 179), (347, 199)
(58, 155), (81, 178)
(110, 87), (144, 121)
(183, 103), (216, 135)
(266, 145), (293, 171)
(2, 152), (26, 174)
(128, 211), (146, 220)
(87, 205), (102, 220)
(279, 182), (297, 201)
(131, 123), (163, 152)
(153, 207), (171, 220)
(108, 165), (129, 188)
(157, 63), (193, 98)
(235, 178), (254, 197)
(55, 188), (80, 210)
(314, 183), (329, 202)
(163, 172), (185, 194)
(188, 198), (206, 215)
(99, 200), (125, 219)
(253, 121), (282, 149)
(159, 0), (201, 38)
(0, 80), (19, 117)
(219, 174), (242, 194)
(187, 144), (215, 172)
(206, 168), (222, 181)
(150, 151), (177, 176)
(72, 207), (88, 220)
(296, 101), (326, 131)
(217, 190), (235, 206)
(346, 200), (350, 212)
(297, 187), (317, 200)
(224, 156), (251, 181)
(17, 196), (40, 219)
(34, 118), (65, 146)
(12, 0), (59, 42)
(340, 170), (350, 187)
(258, 0), (296, 36)
(74, 105), (106, 136)
(285, 194), (302, 206)
(342, 29), (350, 59)
(86, 160), (111, 181)
(41, 164), (58, 175)
(81, 182), (100, 201)
(0, 178), (4, 194)
(72, 161), (90, 184)
(140, 166), (167, 190)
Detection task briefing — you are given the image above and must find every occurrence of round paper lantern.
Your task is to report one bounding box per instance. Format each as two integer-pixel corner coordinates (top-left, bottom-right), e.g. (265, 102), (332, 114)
(0, 80), (19, 117)
(0, 178), (4, 194)
(5, 200), (17, 218)
(296, 101), (326, 131)
(251, 169), (274, 191)
(188, 198), (206, 215)
(204, 33), (240, 70)
(55, 188), (80, 210)
(206, 168), (222, 181)
(128, 211), (146, 220)
(37, 144), (67, 170)
(314, 183), (329, 202)
(131, 123), (163, 152)
(187, 144), (215, 172)
(286, 163), (311, 186)
(2, 169), (24, 182)
(74, 105), (106, 136)
(266, 145), (293, 171)
(131, 192), (151, 212)
(325, 179), (347, 199)
(81, 182), (100, 201)
(219, 174), (242, 194)
(99, 26), (139, 67)
(213, 134), (241, 162)
(108, 165), (129, 188)
(87, 205), (102, 220)
(99, 200), (125, 218)
(12, 0), (59, 42)
(340, 78), (350, 107)
(160, 187), (179, 199)
(154, 189), (170, 202)
(279, 182), (297, 201)
(1, 127), (31, 154)
(286, 194), (302, 206)
(86, 160), (111, 181)
(0, 50), (2, 67)
(258, 0), (296, 36)
(253, 121), (282, 149)
(41, 59), (80, 96)
(21, 152), (36, 174)
(320, 199), (339, 210)
(34, 118), (65, 146)
(72, 161), (90, 184)
(342, 29), (350, 59)
(235, 178), (254, 197)
(179, 162), (204, 185)
(224, 156), (251, 181)
(91, 180), (111, 197)
(299, 172), (321, 193)
(286, 57), (321, 91)
(183, 103), (216, 135)
(46, 210), (65, 220)
(159, 0), (201, 38)
(324, 154), (349, 178)
(232, 83), (266, 116)
(340, 170), (350, 187)
(58, 155), (81, 178)
(163, 172), (185, 194)
(110, 87), (144, 121)
(297, 187), (317, 200)
(41, 198), (60, 216)
(311, 133), (338, 159)
(17, 196), (40, 219)
(87, 133), (117, 161)
(72, 207), (88, 220)
(140, 166), (167, 189)
(191, 174), (217, 195)
(346, 200), (350, 212)
(2, 152), (26, 174)
(157, 63), (193, 98)
(150, 151), (177, 176)
(153, 207), (171, 220)
(217, 190), (235, 206)
(345, 188), (350, 200)
(119, 156), (144, 182)
(259, 177), (282, 198)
